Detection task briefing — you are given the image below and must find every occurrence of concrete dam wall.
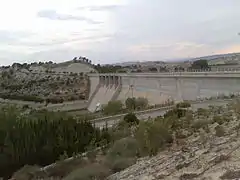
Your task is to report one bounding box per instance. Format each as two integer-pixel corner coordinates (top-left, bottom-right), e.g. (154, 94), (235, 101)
(87, 72), (240, 112)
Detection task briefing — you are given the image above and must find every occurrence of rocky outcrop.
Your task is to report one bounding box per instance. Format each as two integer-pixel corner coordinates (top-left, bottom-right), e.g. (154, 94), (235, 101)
(108, 119), (240, 180)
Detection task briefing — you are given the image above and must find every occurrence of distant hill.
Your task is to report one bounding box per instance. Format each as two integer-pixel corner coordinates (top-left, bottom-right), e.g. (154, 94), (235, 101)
(111, 52), (240, 66)
(189, 52), (240, 61)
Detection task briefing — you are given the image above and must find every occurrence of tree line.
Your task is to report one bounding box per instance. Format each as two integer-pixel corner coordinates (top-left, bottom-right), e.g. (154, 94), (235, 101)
(0, 106), (110, 179)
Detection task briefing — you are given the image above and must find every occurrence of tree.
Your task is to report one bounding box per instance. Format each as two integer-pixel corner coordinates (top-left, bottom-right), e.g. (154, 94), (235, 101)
(190, 59), (209, 70)
(149, 67), (157, 72)
(123, 113), (139, 126)
(0, 105), (110, 179)
(135, 97), (148, 110)
(103, 101), (123, 115)
(125, 97), (148, 111)
(125, 98), (136, 111)
(176, 101), (191, 109)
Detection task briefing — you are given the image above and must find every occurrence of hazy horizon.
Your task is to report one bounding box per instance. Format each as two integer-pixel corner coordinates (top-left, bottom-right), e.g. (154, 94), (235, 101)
(0, 0), (240, 65)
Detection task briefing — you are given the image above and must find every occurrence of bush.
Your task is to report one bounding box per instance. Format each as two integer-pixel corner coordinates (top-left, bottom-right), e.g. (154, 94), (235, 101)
(164, 108), (187, 119)
(125, 97), (148, 111)
(103, 100), (123, 115)
(196, 108), (209, 117)
(213, 116), (224, 125)
(106, 137), (140, 161)
(110, 121), (132, 141)
(135, 121), (173, 156)
(176, 101), (191, 109)
(135, 97), (148, 110)
(125, 97), (136, 110)
(64, 163), (111, 180)
(192, 119), (210, 130)
(215, 125), (225, 137)
(46, 97), (64, 104)
(0, 94), (44, 103)
(123, 113), (139, 126)
(106, 137), (139, 172)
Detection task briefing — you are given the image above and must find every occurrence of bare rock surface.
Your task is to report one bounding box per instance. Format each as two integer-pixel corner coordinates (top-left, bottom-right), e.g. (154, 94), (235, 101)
(108, 119), (240, 180)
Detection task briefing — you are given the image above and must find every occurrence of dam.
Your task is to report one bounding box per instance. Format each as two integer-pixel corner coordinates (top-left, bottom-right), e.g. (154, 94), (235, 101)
(87, 71), (240, 112)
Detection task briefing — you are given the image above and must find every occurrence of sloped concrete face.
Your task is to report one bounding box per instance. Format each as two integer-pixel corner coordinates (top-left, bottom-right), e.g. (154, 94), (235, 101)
(88, 72), (240, 109)
(88, 76), (99, 99)
(87, 75), (119, 112)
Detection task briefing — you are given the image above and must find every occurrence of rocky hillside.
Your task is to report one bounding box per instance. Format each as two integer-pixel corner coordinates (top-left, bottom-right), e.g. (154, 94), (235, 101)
(0, 63), (91, 103)
(108, 104), (240, 180)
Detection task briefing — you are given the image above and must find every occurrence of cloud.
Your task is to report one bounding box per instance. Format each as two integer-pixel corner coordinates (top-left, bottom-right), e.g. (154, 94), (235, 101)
(77, 5), (123, 11)
(1, 0), (240, 65)
(0, 30), (33, 43)
(37, 10), (102, 24)
(127, 42), (212, 60)
(217, 45), (240, 54)
(20, 34), (113, 48)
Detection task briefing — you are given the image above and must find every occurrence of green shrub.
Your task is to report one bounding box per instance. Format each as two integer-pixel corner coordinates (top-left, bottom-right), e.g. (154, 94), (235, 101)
(196, 108), (209, 117)
(64, 163), (111, 180)
(125, 97), (148, 111)
(0, 94), (44, 103)
(213, 116), (224, 125)
(110, 122), (132, 141)
(46, 97), (64, 104)
(135, 97), (148, 110)
(106, 137), (139, 172)
(164, 108), (187, 118)
(125, 97), (136, 110)
(123, 113), (139, 126)
(106, 137), (140, 161)
(192, 119), (210, 130)
(103, 100), (123, 115)
(176, 101), (191, 108)
(135, 121), (173, 156)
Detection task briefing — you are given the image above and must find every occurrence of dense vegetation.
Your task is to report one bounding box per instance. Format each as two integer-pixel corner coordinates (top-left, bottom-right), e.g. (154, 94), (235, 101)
(102, 97), (173, 116)
(3, 98), (240, 180)
(189, 59), (210, 70)
(0, 106), (110, 179)
(93, 64), (126, 73)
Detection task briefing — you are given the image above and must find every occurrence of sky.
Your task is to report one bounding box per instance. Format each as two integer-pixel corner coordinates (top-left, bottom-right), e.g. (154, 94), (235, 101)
(0, 0), (240, 65)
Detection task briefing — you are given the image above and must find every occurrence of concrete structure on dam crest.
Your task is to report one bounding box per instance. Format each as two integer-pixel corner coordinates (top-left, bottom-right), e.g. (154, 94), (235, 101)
(87, 71), (240, 112)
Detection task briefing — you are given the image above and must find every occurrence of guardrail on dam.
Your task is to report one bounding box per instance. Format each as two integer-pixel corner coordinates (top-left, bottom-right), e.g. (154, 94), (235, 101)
(87, 71), (240, 112)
